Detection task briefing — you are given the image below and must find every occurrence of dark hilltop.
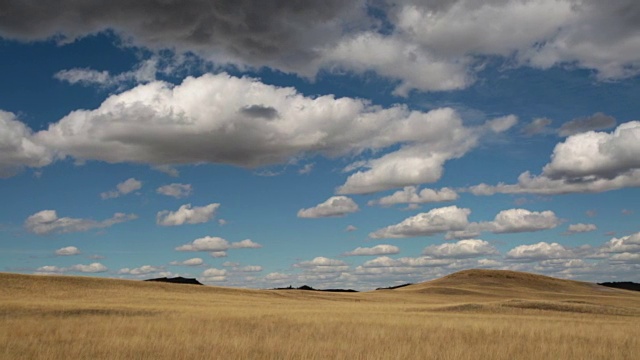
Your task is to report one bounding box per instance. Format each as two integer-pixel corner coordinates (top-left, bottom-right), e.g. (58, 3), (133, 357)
(145, 277), (203, 285)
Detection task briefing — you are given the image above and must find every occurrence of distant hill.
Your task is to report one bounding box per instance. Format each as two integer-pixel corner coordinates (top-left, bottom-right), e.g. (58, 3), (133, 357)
(598, 282), (640, 292)
(272, 285), (358, 293)
(144, 277), (203, 285)
(376, 283), (413, 290)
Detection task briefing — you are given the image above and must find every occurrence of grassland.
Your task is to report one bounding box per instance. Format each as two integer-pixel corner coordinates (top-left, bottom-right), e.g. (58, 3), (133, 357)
(1, 270), (638, 359)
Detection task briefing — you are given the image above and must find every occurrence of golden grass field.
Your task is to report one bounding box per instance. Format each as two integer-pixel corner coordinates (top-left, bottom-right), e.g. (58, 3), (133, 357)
(1, 269), (639, 359)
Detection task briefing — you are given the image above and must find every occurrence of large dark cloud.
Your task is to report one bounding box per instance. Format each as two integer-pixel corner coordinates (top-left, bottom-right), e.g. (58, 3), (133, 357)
(0, 0), (366, 71)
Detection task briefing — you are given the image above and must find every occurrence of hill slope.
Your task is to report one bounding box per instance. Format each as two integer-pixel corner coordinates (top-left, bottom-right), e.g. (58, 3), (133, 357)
(392, 269), (632, 298)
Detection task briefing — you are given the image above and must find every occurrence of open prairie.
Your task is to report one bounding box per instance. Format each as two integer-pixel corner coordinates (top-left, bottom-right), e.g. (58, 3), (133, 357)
(1, 270), (638, 360)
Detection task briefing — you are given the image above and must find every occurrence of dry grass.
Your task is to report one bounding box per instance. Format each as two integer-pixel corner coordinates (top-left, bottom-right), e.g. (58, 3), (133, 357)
(1, 270), (639, 359)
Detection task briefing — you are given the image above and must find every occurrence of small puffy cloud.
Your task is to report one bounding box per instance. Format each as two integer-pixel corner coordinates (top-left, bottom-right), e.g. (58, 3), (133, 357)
(265, 272), (291, 281)
(298, 163), (314, 174)
(176, 236), (230, 252)
(370, 206), (470, 238)
(54, 58), (159, 88)
(422, 239), (498, 259)
(54, 68), (111, 86)
(100, 178), (142, 199)
(36, 263), (108, 274)
(558, 113), (616, 137)
(295, 257), (349, 273)
(521, 118), (552, 136)
(210, 251), (227, 258)
(237, 265), (263, 273)
(343, 245), (400, 256)
(297, 196), (359, 218)
(563, 223), (597, 235)
(170, 258), (204, 266)
(486, 115), (518, 133)
(25, 210), (137, 235)
(55, 246), (80, 256)
(368, 186), (458, 206)
(230, 239), (262, 249)
(506, 242), (575, 261)
(176, 236), (261, 252)
(345, 225), (358, 232)
(35, 265), (64, 274)
(118, 265), (163, 275)
(40, 262), (108, 273)
(156, 183), (192, 198)
(359, 256), (451, 269)
(0, 110), (52, 177)
(153, 165), (179, 177)
(484, 209), (561, 234)
(157, 203), (220, 226)
(201, 268), (227, 282)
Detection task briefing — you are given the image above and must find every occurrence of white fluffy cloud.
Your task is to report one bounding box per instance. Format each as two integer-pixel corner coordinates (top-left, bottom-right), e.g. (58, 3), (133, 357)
(599, 232), (640, 254)
(25, 210), (137, 235)
(297, 196), (359, 218)
(470, 121), (640, 195)
(2, 73), (515, 194)
(237, 265), (263, 273)
(343, 245), (400, 256)
(170, 258), (204, 266)
(54, 58), (159, 88)
(0, 73), (509, 194)
(201, 268), (227, 282)
(54, 246), (80, 256)
(0, 110), (52, 177)
(156, 183), (192, 198)
(321, 32), (473, 95)
(370, 206), (470, 238)
(176, 236), (261, 252)
(484, 209), (561, 234)
(422, 239), (498, 259)
(295, 257), (349, 273)
(563, 223), (597, 235)
(70, 263), (109, 273)
(100, 178), (142, 199)
(37, 262), (108, 274)
(118, 265), (163, 275)
(368, 186), (458, 206)
(156, 203), (219, 226)
(506, 242), (575, 261)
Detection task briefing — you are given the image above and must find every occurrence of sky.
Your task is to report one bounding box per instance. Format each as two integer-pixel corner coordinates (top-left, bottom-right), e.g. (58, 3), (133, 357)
(0, 0), (639, 290)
